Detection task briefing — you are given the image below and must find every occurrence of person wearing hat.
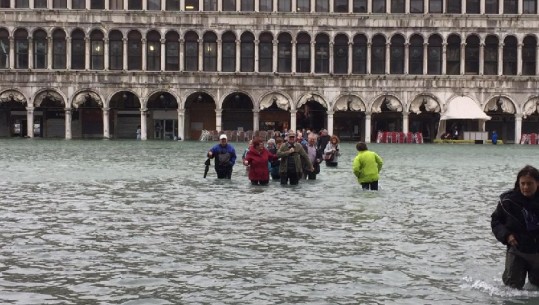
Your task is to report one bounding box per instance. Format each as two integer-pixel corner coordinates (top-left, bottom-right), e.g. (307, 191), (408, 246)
(277, 130), (314, 185)
(207, 134), (237, 179)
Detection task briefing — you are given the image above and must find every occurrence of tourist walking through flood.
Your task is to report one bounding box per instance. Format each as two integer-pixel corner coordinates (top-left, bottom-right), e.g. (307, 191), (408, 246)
(242, 137), (276, 185)
(491, 165), (539, 290)
(323, 135), (341, 167)
(352, 142), (384, 191)
(302, 133), (322, 180)
(277, 130), (313, 185)
(207, 134), (237, 179)
(267, 138), (282, 180)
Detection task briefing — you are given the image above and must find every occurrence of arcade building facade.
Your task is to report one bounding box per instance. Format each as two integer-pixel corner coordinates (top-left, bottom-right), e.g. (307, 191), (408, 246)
(1, 0), (539, 143)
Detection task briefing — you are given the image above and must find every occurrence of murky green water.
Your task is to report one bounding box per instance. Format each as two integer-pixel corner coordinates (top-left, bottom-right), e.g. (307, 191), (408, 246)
(0, 139), (538, 304)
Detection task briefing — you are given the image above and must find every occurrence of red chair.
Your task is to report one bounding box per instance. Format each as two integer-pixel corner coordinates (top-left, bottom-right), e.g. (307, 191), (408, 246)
(415, 132), (423, 144)
(406, 132), (413, 143)
(529, 133), (538, 145)
(398, 132), (405, 143)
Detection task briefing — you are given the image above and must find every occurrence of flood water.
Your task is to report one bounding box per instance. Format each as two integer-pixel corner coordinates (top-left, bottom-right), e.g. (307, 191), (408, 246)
(1, 139), (539, 304)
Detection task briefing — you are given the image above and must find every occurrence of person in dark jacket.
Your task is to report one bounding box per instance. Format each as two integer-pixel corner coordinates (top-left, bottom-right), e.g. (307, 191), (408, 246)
(302, 133), (323, 180)
(491, 165), (539, 289)
(207, 134), (237, 179)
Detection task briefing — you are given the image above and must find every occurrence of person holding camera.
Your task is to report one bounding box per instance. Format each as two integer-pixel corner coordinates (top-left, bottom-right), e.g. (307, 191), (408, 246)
(323, 135), (341, 167)
(277, 130), (313, 185)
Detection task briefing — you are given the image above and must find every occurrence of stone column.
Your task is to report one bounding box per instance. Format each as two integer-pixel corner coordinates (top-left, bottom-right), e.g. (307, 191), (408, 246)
(65, 108), (72, 139)
(327, 110), (334, 136)
(404, 42), (409, 74)
(103, 108), (110, 138)
(517, 43), (522, 75)
(348, 41), (353, 74)
(28, 37), (33, 69)
(217, 39), (222, 72)
(367, 42), (371, 74)
(215, 109), (222, 131)
(253, 110), (260, 131)
(329, 42), (334, 74)
(180, 0), (185, 11)
(160, 38), (166, 71)
(254, 39), (259, 72)
(402, 113), (408, 134)
(84, 37), (90, 70)
(310, 41), (315, 74)
(480, 0), (485, 14)
(122, 38), (128, 70)
(273, 0), (277, 11)
(272, 39), (278, 72)
(179, 38), (185, 71)
(291, 39), (297, 73)
(140, 109), (147, 140)
(290, 110), (297, 131)
(498, 44), (503, 75)
(329, 0), (333, 12)
(47, 36), (52, 69)
(515, 114), (522, 144)
(27, 107), (34, 138)
(460, 42), (465, 75)
(235, 39), (240, 72)
(479, 42), (484, 75)
(141, 38), (147, 70)
(442, 42), (447, 74)
(177, 108), (185, 140)
(161, 0), (165, 10)
(124, 0), (128, 10)
(66, 37), (71, 69)
(9, 37), (14, 69)
(365, 113), (371, 143)
(423, 42), (428, 74)
(104, 38), (109, 70)
(198, 38), (203, 71)
(385, 42), (390, 74)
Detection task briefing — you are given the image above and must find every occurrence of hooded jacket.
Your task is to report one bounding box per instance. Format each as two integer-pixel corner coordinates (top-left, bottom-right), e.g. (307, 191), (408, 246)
(352, 150), (383, 183)
(491, 189), (539, 253)
(244, 146), (276, 181)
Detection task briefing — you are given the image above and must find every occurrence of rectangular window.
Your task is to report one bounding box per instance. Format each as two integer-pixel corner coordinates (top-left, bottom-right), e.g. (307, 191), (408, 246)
(34, 0), (47, 8)
(241, 0), (253, 11)
(16, 40), (28, 69)
(429, 0), (442, 13)
(410, 0), (424, 13)
(222, 0), (235, 11)
(16, 0), (29, 8)
(90, 0), (104, 9)
(504, 0), (517, 13)
(184, 0), (198, 10)
(259, 0), (272, 11)
(259, 42), (272, 72)
(184, 42), (198, 71)
(372, 0), (385, 13)
(203, 42), (217, 71)
(148, 0), (161, 10)
(297, 0), (309, 12)
(204, 0), (217, 10)
(222, 42), (235, 72)
(334, 0), (348, 12)
(466, 0), (480, 13)
(446, 47), (460, 75)
(391, 0), (405, 13)
(72, 0), (85, 9)
(371, 46), (385, 74)
(296, 44), (310, 73)
(484, 47), (498, 75)
(240, 42), (253, 72)
(71, 39), (85, 69)
(109, 0), (122, 9)
(128, 42), (142, 70)
(465, 46), (479, 74)
(315, 0), (328, 12)
(522, 46), (536, 75)
(278, 0), (291, 11)
(446, 0), (460, 13)
(278, 44), (291, 72)
(128, 0), (142, 10)
(315, 45), (329, 73)
(485, 0), (498, 13)
(146, 42), (160, 71)
(165, 42), (179, 71)
(409, 46), (423, 74)
(427, 46), (442, 74)
(333, 45), (348, 74)
(91, 41), (104, 70)
(0, 39), (9, 68)
(109, 40), (123, 70)
(352, 45), (366, 74)
(0, 0), (10, 8)
(166, 0), (180, 10)
(523, 0), (537, 14)
(34, 40), (47, 69)
(353, 0), (367, 12)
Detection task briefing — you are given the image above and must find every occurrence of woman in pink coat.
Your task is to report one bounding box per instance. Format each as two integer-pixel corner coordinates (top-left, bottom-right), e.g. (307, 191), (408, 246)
(243, 137), (276, 185)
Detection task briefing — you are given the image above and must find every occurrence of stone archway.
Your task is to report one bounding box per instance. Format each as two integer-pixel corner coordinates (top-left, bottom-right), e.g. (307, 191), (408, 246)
(185, 92), (216, 140)
(259, 93), (291, 133)
(147, 92), (179, 140)
(333, 95), (366, 141)
(408, 95), (441, 142)
(371, 95), (403, 140)
(72, 91), (103, 138)
(109, 91), (141, 139)
(34, 90), (66, 138)
(484, 96), (516, 143)
(0, 90), (27, 137)
(222, 92), (253, 131)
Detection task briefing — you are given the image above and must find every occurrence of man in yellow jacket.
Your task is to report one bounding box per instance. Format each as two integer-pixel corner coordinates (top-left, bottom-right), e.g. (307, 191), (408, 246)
(352, 142), (383, 190)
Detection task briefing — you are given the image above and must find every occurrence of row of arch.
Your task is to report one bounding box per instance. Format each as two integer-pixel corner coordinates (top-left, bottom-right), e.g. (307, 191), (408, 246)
(1, 27), (538, 74)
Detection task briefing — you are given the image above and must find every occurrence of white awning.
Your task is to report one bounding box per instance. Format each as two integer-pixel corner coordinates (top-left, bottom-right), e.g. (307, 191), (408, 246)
(440, 96), (491, 121)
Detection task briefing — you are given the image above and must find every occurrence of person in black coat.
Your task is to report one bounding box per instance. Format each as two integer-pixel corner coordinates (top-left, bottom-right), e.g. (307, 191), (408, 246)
(491, 165), (539, 289)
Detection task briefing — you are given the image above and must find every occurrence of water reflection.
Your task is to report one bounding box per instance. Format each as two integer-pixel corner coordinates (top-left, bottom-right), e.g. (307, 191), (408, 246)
(1, 139), (539, 304)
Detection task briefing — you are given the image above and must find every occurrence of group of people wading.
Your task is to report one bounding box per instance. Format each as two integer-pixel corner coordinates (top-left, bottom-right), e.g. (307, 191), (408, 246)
(206, 129), (384, 190)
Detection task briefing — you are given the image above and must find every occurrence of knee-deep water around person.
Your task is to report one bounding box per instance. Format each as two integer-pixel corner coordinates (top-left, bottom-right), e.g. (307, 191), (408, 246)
(1, 139), (539, 304)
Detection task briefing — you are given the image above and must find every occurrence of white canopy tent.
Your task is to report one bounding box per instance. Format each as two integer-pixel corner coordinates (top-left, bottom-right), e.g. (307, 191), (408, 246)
(437, 96), (491, 139)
